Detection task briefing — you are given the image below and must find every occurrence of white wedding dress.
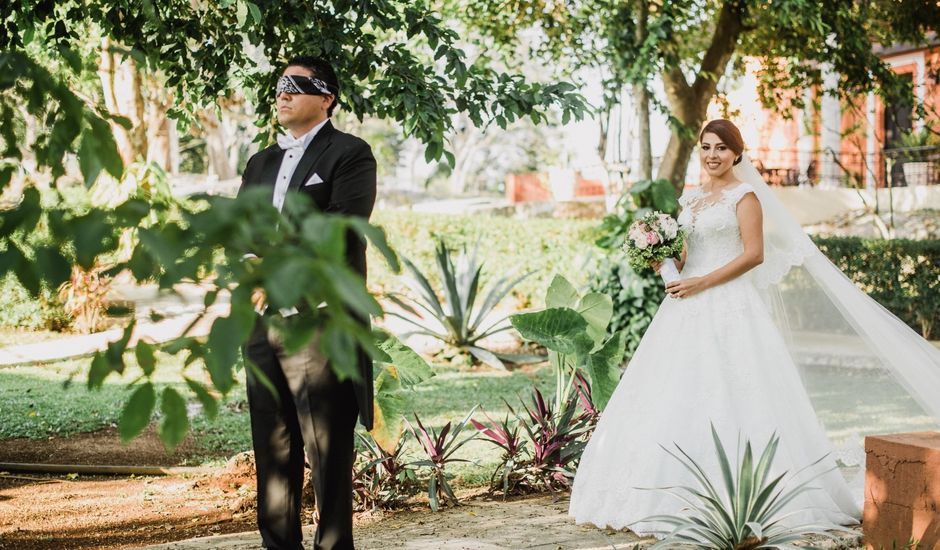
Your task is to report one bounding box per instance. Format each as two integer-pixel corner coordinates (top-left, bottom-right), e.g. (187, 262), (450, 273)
(569, 182), (862, 536)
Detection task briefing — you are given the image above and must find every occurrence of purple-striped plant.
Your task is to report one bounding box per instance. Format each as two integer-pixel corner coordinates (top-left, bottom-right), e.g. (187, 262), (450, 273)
(352, 431), (416, 511)
(405, 406), (479, 511)
(470, 404), (527, 495)
(517, 386), (593, 492)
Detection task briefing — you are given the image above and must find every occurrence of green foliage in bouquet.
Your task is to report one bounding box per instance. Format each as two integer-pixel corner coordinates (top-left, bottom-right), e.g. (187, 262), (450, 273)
(641, 423), (855, 549)
(622, 211), (685, 273)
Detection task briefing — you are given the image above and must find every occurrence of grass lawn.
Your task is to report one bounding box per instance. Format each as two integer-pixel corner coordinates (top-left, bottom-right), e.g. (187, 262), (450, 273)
(0, 353), (554, 488)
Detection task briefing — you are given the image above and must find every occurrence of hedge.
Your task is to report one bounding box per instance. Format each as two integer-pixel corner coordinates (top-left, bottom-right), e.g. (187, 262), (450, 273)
(814, 236), (940, 340)
(367, 210), (600, 309)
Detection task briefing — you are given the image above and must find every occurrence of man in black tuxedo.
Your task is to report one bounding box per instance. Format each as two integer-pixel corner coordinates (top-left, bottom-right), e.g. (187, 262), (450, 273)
(238, 56), (376, 550)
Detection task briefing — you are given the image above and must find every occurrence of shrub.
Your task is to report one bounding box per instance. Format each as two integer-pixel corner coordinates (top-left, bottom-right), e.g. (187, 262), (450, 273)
(406, 407), (480, 511)
(0, 274), (70, 331)
(586, 180), (678, 358)
(368, 210), (598, 309)
(352, 431), (417, 511)
(814, 236), (940, 340)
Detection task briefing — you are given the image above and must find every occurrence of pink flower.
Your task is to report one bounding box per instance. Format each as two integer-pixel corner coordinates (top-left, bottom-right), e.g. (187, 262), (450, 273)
(646, 232), (659, 245)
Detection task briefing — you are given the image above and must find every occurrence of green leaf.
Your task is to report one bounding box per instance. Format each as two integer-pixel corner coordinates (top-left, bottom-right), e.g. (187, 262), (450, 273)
(185, 378), (219, 420)
(374, 331), (434, 388)
(206, 307), (253, 393)
(509, 307), (593, 356)
(650, 179), (679, 215)
(106, 320), (136, 368)
(545, 274), (579, 308)
(135, 340), (157, 376)
(247, 1), (261, 22)
(34, 247), (71, 288)
(265, 256), (310, 309)
(347, 218), (399, 272)
(119, 382), (156, 442)
(87, 351), (110, 390)
(320, 322), (360, 381)
(158, 387), (189, 450)
(370, 386), (408, 453)
(586, 332), (625, 410)
(577, 293), (613, 346)
(320, 263), (382, 318)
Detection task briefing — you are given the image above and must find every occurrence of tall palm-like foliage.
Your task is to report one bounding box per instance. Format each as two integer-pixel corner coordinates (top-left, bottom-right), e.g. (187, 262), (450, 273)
(387, 238), (532, 369)
(640, 423), (855, 549)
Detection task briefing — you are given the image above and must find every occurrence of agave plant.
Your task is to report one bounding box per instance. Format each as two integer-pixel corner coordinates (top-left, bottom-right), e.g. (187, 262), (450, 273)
(405, 407), (480, 511)
(639, 423), (856, 549)
(470, 404), (528, 495)
(352, 430), (417, 511)
(387, 238), (533, 369)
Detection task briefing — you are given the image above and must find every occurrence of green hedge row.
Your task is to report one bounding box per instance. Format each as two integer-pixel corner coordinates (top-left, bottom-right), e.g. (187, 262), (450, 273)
(367, 210), (600, 309)
(814, 236), (940, 340)
(1, 209), (935, 345)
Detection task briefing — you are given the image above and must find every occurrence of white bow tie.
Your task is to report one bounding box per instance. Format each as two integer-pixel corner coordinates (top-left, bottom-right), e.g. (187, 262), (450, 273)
(277, 133), (305, 151)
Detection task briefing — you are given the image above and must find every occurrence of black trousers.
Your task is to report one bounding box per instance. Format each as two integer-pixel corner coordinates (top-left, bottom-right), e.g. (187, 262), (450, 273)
(245, 319), (359, 550)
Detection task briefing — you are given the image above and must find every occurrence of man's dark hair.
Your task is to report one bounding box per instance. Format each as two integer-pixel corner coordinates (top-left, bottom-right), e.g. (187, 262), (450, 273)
(286, 56), (340, 117)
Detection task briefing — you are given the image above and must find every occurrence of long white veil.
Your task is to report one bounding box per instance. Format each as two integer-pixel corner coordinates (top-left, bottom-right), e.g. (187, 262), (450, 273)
(733, 155), (940, 484)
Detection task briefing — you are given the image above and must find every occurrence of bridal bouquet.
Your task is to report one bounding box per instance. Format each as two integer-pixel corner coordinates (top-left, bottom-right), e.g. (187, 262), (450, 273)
(623, 211), (685, 284)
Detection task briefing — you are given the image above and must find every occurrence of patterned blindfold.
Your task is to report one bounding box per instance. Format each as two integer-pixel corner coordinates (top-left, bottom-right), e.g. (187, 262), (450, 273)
(276, 75), (338, 97)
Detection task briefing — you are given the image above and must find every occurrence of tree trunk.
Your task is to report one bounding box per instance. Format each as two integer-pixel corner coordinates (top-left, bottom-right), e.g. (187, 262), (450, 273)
(656, 0), (746, 194)
(634, 84), (652, 181)
(98, 37), (146, 165)
(634, 0), (652, 181)
(145, 83), (174, 172)
(201, 109), (235, 180)
(597, 102), (609, 163)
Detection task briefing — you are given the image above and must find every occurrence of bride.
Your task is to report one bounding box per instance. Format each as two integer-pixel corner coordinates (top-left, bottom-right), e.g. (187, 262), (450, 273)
(569, 119), (940, 536)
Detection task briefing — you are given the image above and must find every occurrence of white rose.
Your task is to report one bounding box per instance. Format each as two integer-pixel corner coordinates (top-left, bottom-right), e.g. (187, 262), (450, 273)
(664, 224), (678, 240)
(633, 235), (648, 249)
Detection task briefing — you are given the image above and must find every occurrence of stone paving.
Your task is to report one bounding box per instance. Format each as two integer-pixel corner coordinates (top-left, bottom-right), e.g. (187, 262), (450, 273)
(140, 495), (649, 550)
(139, 493), (865, 550)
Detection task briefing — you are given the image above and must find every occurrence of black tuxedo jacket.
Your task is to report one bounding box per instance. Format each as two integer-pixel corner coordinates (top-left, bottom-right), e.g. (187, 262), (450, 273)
(238, 120), (378, 430)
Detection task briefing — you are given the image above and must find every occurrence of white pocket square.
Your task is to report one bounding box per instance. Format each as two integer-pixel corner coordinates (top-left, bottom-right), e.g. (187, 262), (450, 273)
(303, 173), (324, 186)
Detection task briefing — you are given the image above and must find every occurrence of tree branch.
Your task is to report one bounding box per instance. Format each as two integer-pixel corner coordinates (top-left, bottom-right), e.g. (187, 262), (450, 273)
(692, 0), (747, 113)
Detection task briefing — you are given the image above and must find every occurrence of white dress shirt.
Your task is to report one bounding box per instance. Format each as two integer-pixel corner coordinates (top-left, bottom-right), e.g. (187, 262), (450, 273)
(258, 119), (329, 316)
(272, 118), (329, 212)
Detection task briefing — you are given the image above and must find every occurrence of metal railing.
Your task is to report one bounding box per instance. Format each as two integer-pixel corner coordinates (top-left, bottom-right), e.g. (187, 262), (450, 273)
(748, 146), (940, 188)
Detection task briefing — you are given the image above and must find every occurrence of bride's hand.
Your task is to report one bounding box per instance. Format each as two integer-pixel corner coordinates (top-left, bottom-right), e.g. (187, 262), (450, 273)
(649, 260), (662, 273)
(665, 277), (707, 299)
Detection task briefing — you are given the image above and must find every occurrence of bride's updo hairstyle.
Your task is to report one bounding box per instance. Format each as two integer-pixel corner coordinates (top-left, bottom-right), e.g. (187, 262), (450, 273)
(700, 119), (745, 165)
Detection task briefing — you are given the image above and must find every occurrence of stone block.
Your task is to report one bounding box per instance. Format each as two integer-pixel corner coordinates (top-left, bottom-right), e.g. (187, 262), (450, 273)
(864, 432), (940, 549)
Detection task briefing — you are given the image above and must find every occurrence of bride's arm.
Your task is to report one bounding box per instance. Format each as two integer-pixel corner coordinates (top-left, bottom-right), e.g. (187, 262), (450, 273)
(665, 193), (763, 298)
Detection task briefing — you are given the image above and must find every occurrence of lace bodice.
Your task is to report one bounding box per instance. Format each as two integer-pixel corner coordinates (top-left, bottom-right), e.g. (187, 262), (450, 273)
(677, 182), (756, 278)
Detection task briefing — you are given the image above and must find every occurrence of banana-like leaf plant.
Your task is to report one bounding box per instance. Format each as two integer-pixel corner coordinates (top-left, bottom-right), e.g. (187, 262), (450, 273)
(386, 238), (533, 370)
(370, 330), (435, 452)
(510, 274), (625, 409)
(639, 423), (857, 549)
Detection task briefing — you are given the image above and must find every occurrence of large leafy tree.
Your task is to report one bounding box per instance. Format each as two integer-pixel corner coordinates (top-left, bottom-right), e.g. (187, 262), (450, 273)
(0, 0), (588, 446)
(455, 0), (940, 193)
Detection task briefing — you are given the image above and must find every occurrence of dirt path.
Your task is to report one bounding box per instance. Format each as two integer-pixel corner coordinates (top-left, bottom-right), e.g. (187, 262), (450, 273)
(0, 472), (255, 550)
(0, 427), (208, 467)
